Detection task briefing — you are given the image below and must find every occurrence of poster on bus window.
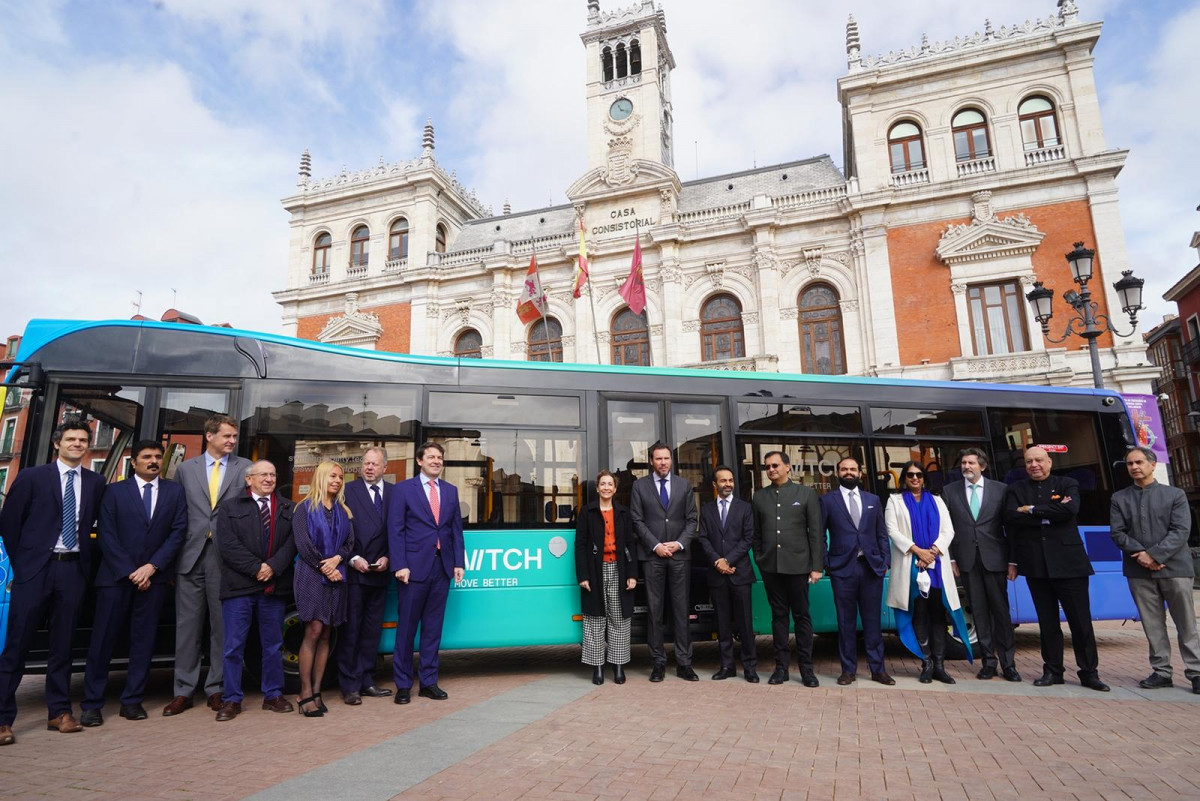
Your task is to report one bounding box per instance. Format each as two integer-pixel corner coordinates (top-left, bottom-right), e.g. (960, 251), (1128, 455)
(1122, 394), (1169, 465)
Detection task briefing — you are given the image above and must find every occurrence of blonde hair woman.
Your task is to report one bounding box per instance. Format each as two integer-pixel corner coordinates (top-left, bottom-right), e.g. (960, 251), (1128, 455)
(293, 461), (355, 716)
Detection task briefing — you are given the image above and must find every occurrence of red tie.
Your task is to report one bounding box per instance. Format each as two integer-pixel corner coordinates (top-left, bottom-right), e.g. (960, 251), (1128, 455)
(428, 479), (441, 549)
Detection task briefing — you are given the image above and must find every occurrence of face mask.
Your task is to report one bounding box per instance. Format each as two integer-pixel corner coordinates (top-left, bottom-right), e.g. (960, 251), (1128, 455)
(838, 476), (859, 490)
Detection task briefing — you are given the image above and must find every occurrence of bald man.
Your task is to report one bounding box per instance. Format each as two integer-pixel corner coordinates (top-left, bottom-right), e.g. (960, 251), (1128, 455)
(1003, 447), (1107, 691)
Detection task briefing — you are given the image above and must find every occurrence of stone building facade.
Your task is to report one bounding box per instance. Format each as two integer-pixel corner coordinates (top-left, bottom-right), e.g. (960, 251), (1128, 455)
(273, 0), (1155, 393)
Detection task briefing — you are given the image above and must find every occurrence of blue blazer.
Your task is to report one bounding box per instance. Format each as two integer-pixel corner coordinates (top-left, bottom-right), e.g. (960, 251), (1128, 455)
(344, 478), (393, 587)
(820, 488), (890, 578)
(0, 462), (104, 584)
(94, 477), (188, 587)
(387, 476), (464, 582)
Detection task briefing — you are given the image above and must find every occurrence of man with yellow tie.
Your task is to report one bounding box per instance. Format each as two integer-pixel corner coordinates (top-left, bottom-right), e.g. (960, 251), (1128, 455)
(163, 417), (251, 717)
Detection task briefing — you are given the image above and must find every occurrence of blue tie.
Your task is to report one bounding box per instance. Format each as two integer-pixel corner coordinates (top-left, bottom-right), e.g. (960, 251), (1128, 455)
(143, 482), (153, 519)
(62, 470), (77, 550)
(659, 477), (669, 510)
(373, 485), (383, 517)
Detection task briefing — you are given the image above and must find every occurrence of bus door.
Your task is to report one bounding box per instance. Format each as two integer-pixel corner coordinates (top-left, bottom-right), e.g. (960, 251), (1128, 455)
(154, 387), (238, 482)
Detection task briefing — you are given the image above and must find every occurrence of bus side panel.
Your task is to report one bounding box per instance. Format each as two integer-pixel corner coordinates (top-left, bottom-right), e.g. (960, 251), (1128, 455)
(1008, 526), (1138, 624)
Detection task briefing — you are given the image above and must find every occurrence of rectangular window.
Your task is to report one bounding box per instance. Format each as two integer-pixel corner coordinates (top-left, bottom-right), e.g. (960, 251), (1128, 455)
(872, 440), (989, 496)
(672, 402), (725, 508)
(968, 281), (1029, 355)
(91, 459), (106, 474)
(738, 436), (867, 498)
(0, 466), (8, 495)
(55, 385), (145, 484)
(0, 418), (15, 454)
(870, 407), (985, 437)
(738, 402), (862, 434)
(428, 391), (579, 428)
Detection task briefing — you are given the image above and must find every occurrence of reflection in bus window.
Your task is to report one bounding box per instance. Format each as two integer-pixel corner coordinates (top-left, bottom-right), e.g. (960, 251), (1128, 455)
(158, 388), (231, 480)
(426, 428), (582, 528)
(872, 440), (987, 497)
(427, 391), (580, 428)
(606, 400), (660, 509)
(738, 437), (866, 499)
(870, 407), (985, 437)
(56, 385), (145, 484)
(245, 381), (418, 438)
(738, 402), (862, 434)
(672, 402), (723, 507)
(290, 440), (415, 505)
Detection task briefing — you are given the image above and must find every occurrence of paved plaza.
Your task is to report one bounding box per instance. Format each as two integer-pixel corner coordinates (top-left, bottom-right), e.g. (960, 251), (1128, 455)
(2, 614), (1199, 800)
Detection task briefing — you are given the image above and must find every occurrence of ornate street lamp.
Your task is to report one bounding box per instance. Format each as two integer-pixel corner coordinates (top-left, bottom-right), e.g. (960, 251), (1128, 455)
(1024, 242), (1144, 389)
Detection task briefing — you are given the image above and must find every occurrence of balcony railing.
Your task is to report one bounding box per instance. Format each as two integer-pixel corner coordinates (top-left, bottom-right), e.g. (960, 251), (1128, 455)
(309, 270), (330, 286)
(383, 257), (407, 273)
(1024, 144), (1066, 166)
(1184, 339), (1200, 367)
(956, 156), (996, 177)
(889, 167), (930, 188)
(346, 263), (367, 278)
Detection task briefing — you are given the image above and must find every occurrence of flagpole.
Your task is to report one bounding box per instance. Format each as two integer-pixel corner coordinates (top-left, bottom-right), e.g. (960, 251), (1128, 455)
(585, 262), (603, 365)
(637, 224), (654, 368)
(532, 237), (555, 361)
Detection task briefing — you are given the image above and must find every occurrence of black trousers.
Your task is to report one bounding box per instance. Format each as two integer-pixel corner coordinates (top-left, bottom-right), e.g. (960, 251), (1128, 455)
(962, 567), (1015, 669)
(337, 581), (389, 695)
(1026, 576), (1099, 680)
(760, 571), (814, 672)
(710, 581), (755, 670)
(911, 587), (948, 660)
(643, 557), (692, 667)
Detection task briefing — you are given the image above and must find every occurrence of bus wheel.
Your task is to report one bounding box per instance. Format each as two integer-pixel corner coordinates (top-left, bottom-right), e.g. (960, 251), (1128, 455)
(944, 615), (980, 661)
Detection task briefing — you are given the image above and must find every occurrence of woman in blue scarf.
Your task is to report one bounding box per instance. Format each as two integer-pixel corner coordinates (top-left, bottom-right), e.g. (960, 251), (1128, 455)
(884, 460), (972, 683)
(293, 460), (354, 717)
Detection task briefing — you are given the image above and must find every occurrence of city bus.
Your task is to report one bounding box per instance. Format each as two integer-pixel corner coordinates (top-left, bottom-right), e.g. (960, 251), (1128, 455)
(0, 318), (1138, 681)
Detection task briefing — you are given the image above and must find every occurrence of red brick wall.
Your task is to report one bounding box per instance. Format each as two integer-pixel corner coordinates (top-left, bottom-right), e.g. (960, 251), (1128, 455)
(886, 199), (1113, 366)
(296, 302), (412, 353)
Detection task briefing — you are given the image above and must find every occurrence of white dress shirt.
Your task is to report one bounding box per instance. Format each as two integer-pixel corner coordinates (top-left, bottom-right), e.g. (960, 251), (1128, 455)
(54, 459), (83, 553)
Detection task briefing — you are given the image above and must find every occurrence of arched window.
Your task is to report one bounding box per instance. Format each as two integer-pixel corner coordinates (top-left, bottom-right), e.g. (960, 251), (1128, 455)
(798, 283), (847, 375)
(888, 121), (925, 173)
(615, 42), (628, 79)
(1018, 96), (1060, 151)
(601, 46), (614, 82)
(388, 218), (409, 261)
(611, 308), (649, 366)
(312, 232), (331, 274)
(629, 39), (642, 75)
(951, 109), (990, 162)
(699, 294), (745, 362)
(350, 225), (369, 267)
(454, 328), (482, 359)
(435, 223), (447, 254)
(528, 317), (563, 363)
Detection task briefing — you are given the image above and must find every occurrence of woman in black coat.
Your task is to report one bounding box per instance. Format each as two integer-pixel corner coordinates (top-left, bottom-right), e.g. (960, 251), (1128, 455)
(575, 470), (638, 685)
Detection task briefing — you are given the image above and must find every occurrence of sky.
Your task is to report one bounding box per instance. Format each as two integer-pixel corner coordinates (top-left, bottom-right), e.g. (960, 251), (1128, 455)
(1, 0), (1197, 341)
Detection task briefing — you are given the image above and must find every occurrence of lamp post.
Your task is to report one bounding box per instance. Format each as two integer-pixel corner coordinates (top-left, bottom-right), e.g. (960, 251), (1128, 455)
(1024, 242), (1145, 389)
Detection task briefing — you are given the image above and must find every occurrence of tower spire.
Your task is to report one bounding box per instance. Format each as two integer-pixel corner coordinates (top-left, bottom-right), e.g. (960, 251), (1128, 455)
(297, 149), (311, 187)
(846, 15), (862, 71)
(422, 119), (435, 159)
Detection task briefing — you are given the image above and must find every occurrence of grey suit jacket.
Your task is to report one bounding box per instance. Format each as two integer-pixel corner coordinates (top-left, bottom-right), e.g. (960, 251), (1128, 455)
(629, 473), (698, 561)
(174, 453), (252, 574)
(944, 477), (1010, 573)
(1110, 481), (1194, 580)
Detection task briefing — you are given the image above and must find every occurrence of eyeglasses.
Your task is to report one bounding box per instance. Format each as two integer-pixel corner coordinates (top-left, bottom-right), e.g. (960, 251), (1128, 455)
(249, 472), (277, 478)
(904, 471), (924, 478)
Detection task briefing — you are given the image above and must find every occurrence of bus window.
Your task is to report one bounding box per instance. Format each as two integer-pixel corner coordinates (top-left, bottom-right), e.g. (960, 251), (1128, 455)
(425, 428), (582, 528)
(606, 399), (661, 507)
(738, 402), (862, 434)
(54, 385), (145, 483)
(672, 402), (724, 507)
(738, 437), (866, 498)
(290, 440), (415, 504)
(989, 408), (1112, 525)
(872, 440), (988, 496)
(870, 407), (985, 438)
(428, 391), (580, 428)
(158, 388), (232, 479)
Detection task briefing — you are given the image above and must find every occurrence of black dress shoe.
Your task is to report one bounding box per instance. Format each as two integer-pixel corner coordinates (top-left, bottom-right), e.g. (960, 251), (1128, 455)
(649, 664), (666, 682)
(80, 708), (104, 727)
(394, 687), (411, 704)
(767, 667), (789, 685)
(1033, 672), (1065, 687)
(419, 684), (449, 700)
(871, 672), (896, 686)
(1003, 667), (1022, 683)
(1080, 677), (1110, 692)
(744, 670), (760, 683)
(800, 672), (819, 688)
(119, 703), (148, 721)
(711, 666), (737, 680)
(976, 665), (998, 680)
(837, 672), (855, 686)
(343, 693), (362, 705)
(931, 661), (955, 685)
(592, 665), (605, 685)
(675, 665), (699, 682)
(1191, 676), (1200, 695)
(612, 664), (626, 684)
(1138, 673), (1173, 689)
(361, 684), (393, 697)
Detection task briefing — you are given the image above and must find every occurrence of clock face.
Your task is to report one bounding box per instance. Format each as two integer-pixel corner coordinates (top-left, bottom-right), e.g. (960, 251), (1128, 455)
(609, 98), (634, 121)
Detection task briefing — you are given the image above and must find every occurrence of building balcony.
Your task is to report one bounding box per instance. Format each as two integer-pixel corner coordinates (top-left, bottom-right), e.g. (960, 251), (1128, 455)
(309, 270), (330, 286)
(1184, 339), (1200, 367)
(1024, 144), (1066, 167)
(383, 257), (407, 274)
(956, 156), (996, 177)
(889, 167), (929, 188)
(346, 262), (367, 279)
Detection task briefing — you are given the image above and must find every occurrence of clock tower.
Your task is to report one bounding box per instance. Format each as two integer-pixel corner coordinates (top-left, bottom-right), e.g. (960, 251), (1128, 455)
(581, 1), (676, 178)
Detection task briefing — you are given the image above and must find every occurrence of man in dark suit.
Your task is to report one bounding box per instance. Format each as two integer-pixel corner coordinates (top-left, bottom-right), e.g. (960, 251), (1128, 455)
(165, 416), (251, 717)
(80, 440), (188, 726)
(337, 447), (394, 704)
(698, 466), (757, 683)
(388, 441), (465, 703)
(1004, 446), (1108, 691)
(944, 447), (1020, 682)
(630, 442), (699, 682)
(213, 461), (297, 720)
(0, 419), (105, 744)
(819, 456), (893, 686)
(751, 450), (823, 687)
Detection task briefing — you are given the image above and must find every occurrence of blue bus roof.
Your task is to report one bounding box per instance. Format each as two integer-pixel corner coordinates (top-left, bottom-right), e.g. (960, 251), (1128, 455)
(13, 318), (1122, 400)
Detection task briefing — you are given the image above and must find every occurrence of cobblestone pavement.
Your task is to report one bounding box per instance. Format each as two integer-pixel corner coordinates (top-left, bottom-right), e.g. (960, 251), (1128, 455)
(2, 615), (1199, 800)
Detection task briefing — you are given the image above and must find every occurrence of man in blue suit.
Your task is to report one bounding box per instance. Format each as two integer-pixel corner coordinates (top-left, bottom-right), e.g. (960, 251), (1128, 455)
(0, 420), (105, 745)
(819, 456), (894, 686)
(80, 440), (187, 726)
(388, 442), (465, 703)
(337, 447), (394, 704)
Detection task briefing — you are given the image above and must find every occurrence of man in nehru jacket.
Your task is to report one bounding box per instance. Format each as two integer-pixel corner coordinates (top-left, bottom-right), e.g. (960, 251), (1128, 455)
(751, 450), (822, 687)
(1110, 446), (1200, 694)
(698, 466), (758, 683)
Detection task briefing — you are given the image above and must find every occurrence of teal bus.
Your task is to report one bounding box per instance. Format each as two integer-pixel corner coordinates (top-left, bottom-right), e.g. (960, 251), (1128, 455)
(0, 318), (1139, 680)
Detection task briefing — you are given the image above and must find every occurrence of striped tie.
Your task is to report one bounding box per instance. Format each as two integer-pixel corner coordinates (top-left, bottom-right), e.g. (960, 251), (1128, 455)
(62, 469), (77, 550)
(259, 497), (271, 551)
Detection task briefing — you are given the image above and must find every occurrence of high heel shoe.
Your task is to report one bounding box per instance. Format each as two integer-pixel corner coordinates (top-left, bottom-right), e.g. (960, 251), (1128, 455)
(612, 663), (626, 684)
(314, 693), (329, 713)
(298, 695), (325, 717)
(592, 665), (604, 685)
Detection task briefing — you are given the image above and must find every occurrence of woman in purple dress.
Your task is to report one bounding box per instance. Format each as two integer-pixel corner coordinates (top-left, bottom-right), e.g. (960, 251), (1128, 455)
(293, 460), (354, 717)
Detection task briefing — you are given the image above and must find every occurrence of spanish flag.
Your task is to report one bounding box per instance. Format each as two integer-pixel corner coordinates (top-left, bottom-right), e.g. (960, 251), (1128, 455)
(572, 216), (589, 299)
